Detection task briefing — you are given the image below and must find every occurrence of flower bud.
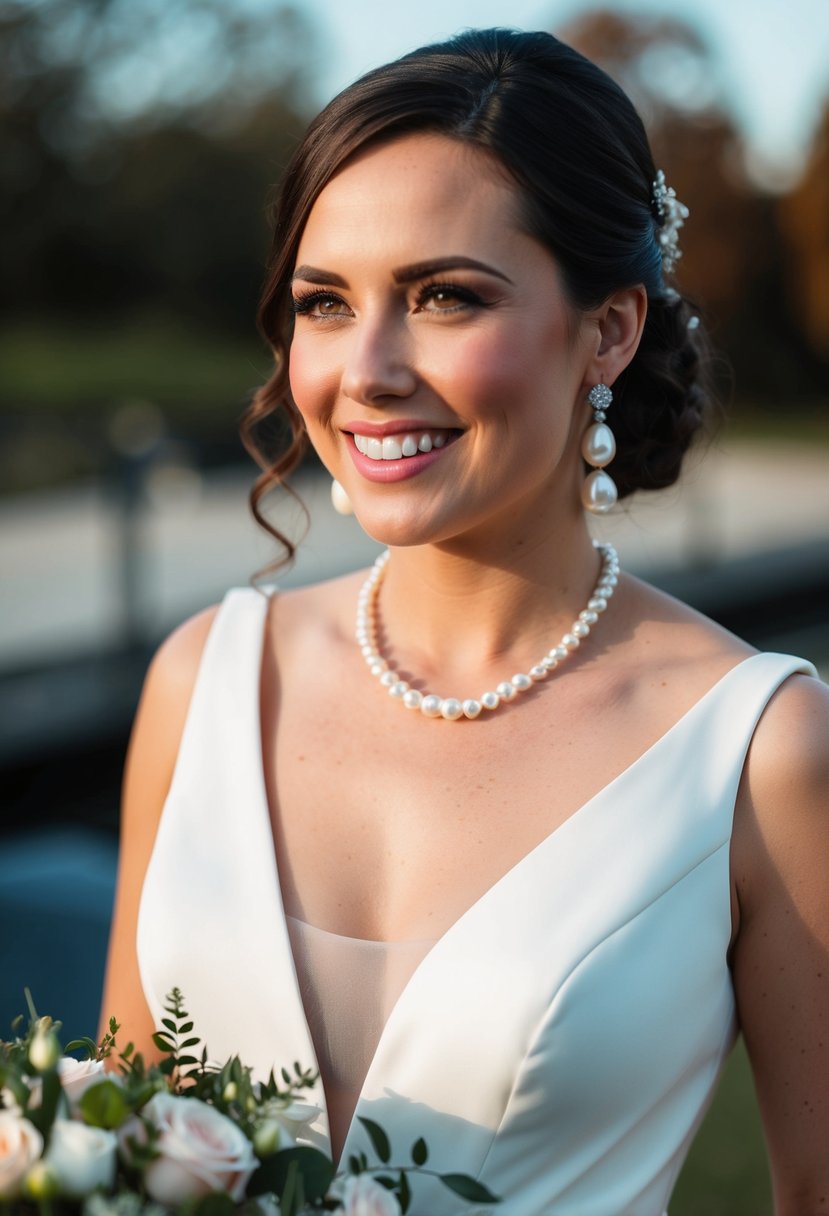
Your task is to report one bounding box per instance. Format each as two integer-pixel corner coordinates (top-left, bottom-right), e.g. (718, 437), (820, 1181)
(222, 1082), (238, 1103)
(24, 1160), (60, 1201)
(253, 1118), (282, 1159)
(29, 1027), (61, 1073)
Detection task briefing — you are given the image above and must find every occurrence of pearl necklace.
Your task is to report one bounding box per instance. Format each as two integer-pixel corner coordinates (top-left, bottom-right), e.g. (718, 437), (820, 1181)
(356, 540), (619, 721)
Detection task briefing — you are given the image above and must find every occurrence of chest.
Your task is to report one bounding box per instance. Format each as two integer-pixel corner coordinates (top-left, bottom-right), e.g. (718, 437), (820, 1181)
(261, 643), (674, 940)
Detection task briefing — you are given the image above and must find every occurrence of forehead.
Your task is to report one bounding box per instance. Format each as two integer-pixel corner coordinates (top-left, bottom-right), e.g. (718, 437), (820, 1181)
(295, 134), (526, 263)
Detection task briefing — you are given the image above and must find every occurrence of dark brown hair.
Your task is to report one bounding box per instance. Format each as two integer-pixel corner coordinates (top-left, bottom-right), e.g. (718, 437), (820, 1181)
(242, 27), (711, 566)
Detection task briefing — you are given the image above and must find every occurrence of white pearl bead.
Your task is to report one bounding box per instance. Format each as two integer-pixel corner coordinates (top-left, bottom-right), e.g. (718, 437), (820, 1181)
(581, 421), (616, 468)
(581, 468), (618, 514)
(357, 542), (619, 722)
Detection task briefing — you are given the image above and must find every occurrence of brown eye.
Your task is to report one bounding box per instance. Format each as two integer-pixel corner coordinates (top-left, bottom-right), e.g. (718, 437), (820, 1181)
(292, 292), (350, 318)
(417, 283), (484, 313)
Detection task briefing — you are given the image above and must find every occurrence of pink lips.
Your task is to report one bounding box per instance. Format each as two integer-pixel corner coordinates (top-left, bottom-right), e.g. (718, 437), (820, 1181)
(343, 423), (460, 483)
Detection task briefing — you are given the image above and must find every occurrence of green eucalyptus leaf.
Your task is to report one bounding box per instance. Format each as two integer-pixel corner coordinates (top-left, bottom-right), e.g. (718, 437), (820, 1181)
(357, 1116), (390, 1163)
(441, 1174), (500, 1203)
(64, 1037), (98, 1058)
(78, 1079), (130, 1129)
(410, 1137), (428, 1166)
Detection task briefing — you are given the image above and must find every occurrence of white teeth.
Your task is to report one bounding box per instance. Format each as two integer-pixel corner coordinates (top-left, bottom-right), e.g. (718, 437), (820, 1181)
(353, 430), (451, 460)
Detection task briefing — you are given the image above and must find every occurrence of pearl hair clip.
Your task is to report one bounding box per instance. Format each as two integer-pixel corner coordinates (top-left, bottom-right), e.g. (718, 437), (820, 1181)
(652, 170), (690, 275)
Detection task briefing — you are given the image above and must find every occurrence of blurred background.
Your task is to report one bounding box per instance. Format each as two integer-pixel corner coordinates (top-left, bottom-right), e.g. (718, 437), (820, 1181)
(1, 1), (828, 1209)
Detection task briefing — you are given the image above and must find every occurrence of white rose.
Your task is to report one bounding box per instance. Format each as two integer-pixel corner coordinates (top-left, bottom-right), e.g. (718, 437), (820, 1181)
(0, 1112), (44, 1198)
(338, 1174), (402, 1216)
(45, 1119), (117, 1197)
(57, 1058), (107, 1111)
(121, 1092), (256, 1205)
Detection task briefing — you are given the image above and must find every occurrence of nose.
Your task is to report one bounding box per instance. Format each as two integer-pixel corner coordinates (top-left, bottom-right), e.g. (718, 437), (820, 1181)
(340, 312), (417, 406)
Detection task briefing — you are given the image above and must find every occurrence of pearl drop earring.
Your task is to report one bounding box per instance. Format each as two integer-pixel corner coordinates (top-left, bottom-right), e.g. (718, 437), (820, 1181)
(581, 383), (618, 514)
(331, 478), (354, 515)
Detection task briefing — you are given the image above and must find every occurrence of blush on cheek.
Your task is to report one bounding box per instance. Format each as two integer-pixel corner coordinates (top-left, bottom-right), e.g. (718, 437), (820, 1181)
(288, 340), (339, 421)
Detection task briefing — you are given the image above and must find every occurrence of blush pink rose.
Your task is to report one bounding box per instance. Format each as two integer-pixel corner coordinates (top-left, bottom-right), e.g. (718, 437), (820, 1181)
(0, 1112), (44, 1198)
(120, 1092), (256, 1205)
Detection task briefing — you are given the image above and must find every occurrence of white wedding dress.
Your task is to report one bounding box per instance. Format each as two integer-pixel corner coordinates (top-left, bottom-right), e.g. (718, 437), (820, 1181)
(137, 588), (816, 1215)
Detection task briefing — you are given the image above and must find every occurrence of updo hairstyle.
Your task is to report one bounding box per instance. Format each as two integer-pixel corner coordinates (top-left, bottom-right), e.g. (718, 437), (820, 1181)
(242, 27), (711, 562)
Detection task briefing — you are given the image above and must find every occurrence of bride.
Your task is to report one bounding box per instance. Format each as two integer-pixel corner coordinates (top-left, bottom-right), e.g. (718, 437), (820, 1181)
(101, 28), (829, 1214)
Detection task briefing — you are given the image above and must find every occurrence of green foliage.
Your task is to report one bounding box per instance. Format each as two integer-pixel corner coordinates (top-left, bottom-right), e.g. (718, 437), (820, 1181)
(356, 1117), (390, 1164)
(79, 1080), (130, 1130)
(248, 1148), (334, 1208)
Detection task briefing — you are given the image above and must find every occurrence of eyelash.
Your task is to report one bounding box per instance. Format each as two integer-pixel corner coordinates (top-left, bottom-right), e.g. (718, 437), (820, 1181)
(290, 282), (490, 319)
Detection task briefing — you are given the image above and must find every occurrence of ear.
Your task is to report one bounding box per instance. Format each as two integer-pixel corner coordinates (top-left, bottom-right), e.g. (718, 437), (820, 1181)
(582, 285), (648, 389)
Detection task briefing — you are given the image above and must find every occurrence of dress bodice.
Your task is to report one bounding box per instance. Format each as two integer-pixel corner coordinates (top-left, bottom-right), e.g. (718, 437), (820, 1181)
(137, 587), (816, 1215)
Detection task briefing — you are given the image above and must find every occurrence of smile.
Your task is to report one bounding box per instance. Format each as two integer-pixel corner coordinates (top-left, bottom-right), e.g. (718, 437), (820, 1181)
(352, 430), (454, 461)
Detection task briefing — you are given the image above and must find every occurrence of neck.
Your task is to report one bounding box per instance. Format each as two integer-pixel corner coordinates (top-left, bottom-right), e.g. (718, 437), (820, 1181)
(372, 519), (607, 688)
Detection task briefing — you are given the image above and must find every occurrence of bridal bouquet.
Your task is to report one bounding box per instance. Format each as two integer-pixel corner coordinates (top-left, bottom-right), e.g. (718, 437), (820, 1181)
(0, 990), (497, 1216)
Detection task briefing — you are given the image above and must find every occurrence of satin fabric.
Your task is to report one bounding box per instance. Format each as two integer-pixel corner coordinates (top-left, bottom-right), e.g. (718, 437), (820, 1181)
(137, 587), (816, 1215)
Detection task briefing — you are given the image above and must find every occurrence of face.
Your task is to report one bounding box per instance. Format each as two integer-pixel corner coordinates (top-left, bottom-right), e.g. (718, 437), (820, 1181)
(289, 133), (596, 550)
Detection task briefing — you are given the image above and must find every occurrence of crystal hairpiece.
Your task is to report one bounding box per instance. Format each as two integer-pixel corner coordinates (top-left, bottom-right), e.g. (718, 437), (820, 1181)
(652, 169), (689, 275)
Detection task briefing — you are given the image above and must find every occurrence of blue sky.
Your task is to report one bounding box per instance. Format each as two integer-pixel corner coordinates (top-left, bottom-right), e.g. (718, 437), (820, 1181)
(298, 0), (829, 187)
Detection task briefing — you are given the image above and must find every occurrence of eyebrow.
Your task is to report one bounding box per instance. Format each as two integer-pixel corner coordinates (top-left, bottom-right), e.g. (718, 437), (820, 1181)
(291, 256), (513, 287)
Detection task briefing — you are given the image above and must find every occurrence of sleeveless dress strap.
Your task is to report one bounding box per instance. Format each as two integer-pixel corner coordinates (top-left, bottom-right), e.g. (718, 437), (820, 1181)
(164, 587), (273, 805)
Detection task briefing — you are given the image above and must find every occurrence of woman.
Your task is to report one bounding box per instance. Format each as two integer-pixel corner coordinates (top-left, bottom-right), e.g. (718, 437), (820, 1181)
(101, 28), (829, 1214)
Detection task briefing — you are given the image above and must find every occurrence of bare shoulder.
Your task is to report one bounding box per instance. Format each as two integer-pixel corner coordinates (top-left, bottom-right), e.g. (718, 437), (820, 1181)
(143, 603), (221, 709)
(741, 666), (829, 837)
(267, 566), (367, 651)
(609, 572), (755, 710)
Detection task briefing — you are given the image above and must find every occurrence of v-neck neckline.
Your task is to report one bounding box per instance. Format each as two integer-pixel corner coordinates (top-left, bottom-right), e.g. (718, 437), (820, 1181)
(251, 603), (768, 1164)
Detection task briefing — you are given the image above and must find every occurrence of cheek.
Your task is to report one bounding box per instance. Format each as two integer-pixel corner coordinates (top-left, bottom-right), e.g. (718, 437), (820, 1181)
(288, 337), (339, 426)
(432, 322), (568, 419)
